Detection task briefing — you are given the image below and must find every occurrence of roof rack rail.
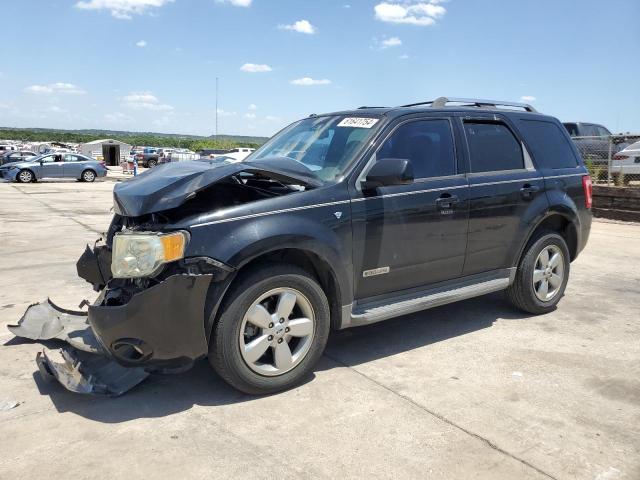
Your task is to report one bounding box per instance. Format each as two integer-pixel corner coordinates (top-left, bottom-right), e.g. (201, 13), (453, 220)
(357, 106), (386, 109)
(400, 97), (538, 113)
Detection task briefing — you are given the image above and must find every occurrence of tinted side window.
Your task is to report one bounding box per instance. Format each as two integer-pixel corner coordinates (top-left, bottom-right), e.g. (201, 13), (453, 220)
(519, 120), (578, 169)
(464, 122), (523, 173)
(378, 119), (456, 179)
(563, 123), (578, 136)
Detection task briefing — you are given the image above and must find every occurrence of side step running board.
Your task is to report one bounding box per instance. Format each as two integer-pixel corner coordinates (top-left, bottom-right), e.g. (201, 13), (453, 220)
(349, 277), (510, 327)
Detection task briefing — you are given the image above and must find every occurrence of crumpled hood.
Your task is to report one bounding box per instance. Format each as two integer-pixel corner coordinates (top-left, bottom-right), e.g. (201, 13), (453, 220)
(113, 157), (323, 217)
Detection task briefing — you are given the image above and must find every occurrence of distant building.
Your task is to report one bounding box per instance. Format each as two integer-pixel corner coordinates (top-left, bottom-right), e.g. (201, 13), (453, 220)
(80, 139), (132, 166)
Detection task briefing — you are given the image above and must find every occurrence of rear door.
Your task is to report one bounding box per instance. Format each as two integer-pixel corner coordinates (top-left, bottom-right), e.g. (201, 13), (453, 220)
(62, 154), (84, 178)
(459, 115), (546, 276)
(350, 116), (470, 299)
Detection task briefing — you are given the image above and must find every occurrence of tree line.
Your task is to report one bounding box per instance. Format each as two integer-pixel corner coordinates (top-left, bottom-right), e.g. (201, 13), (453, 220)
(0, 128), (264, 151)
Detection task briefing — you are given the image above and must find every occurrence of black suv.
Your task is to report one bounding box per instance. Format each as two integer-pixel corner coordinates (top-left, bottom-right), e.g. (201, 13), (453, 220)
(13, 97), (593, 396)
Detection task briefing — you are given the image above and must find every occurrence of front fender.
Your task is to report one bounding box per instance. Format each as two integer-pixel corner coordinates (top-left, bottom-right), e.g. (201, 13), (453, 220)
(189, 213), (352, 299)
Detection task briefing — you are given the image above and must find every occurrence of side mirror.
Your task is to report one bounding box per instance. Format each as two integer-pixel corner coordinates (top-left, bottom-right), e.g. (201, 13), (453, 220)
(362, 158), (414, 190)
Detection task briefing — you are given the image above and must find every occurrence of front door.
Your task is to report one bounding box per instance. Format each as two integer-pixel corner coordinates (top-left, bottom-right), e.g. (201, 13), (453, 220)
(351, 117), (470, 300)
(39, 154), (64, 178)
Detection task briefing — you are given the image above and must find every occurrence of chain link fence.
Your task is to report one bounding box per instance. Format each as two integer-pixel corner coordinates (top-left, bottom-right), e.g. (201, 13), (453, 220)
(572, 134), (640, 187)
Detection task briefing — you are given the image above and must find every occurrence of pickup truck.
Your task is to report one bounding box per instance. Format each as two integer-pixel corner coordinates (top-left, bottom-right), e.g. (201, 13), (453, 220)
(562, 122), (626, 164)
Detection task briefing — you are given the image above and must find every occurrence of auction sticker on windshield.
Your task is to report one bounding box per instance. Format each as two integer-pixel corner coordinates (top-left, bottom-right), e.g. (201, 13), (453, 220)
(337, 117), (379, 128)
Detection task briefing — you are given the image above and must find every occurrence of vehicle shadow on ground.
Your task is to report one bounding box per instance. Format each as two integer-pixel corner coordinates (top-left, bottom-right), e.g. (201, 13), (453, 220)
(25, 292), (531, 423)
(322, 292), (532, 369)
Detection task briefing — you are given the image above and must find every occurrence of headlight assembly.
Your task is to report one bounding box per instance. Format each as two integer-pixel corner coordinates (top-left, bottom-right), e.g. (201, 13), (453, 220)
(111, 231), (188, 278)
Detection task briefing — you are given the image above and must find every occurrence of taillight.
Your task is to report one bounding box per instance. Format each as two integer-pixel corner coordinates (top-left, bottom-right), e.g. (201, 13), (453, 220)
(612, 154), (628, 161)
(582, 175), (593, 209)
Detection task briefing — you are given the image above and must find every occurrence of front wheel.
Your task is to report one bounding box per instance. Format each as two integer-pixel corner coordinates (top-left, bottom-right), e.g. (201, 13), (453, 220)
(507, 230), (570, 314)
(209, 263), (330, 395)
(147, 159), (157, 168)
(17, 169), (34, 183)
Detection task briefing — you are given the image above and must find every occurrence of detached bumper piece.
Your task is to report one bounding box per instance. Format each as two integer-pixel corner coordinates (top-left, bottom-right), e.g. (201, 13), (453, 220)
(9, 299), (148, 396)
(36, 347), (149, 396)
(8, 274), (213, 397)
(8, 299), (100, 353)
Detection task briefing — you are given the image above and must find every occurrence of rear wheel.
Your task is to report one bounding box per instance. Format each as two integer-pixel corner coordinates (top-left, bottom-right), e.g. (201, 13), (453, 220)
(209, 263), (330, 395)
(81, 169), (96, 182)
(147, 159), (157, 168)
(507, 230), (570, 314)
(17, 169), (34, 183)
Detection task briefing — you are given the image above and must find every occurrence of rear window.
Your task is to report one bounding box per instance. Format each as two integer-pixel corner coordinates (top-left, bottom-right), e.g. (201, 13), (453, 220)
(463, 121), (523, 173)
(519, 120), (578, 169)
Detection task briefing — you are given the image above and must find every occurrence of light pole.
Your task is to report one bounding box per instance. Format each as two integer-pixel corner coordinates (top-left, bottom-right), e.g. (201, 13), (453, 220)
(215, 77), (219, 144)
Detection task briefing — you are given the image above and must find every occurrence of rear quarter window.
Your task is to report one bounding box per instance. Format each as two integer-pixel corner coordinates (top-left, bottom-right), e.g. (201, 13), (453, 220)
(519, 120), (579, 169)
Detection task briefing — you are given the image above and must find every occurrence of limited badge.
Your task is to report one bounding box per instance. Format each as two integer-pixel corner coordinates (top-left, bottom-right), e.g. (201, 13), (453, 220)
(363, 266), (390, 278)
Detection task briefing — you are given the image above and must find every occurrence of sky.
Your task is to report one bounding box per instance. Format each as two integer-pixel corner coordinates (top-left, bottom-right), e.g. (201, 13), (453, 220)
(1, 0), (639, 137)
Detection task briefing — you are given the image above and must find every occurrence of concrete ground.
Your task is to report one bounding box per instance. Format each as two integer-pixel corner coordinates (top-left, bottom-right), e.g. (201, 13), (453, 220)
(0, 180), (638, 480)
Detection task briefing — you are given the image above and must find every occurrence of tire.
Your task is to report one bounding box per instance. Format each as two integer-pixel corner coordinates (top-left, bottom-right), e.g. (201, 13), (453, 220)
(209, 263), (331, 395)
(17, 169), (34, 183)
(507, 229), (570, 314)
(147, 159), (157, 168)
(81, 169), (96, 182)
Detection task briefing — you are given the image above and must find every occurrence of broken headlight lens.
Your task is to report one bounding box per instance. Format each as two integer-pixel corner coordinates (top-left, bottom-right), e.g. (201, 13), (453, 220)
(111, 231), (188, 278)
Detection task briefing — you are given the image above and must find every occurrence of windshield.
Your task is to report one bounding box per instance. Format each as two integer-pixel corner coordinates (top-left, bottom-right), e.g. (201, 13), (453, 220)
(251, 115), (381, 183)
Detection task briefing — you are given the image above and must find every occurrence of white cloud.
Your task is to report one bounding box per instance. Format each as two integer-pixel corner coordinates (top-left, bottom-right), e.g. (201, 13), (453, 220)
(265, 115), (281, 122)
(374, 2), (446, 26)
(399, 54), (410, 60)
(244, 113), (257, 120)
(216, 0), (252, 6)
(216, 108), (237, 117)
(48, 105), (68, 113)
(104, 112), (134, 123)
(520, 95), (536, 102)
(375, 36), (402, 49)
(122, 91), (173, 111)
(279, 19), (316, 34)
(136, 40), (147, 47)
(75, 0), (174, 20)
(248, 103), (258, 110)
(240, 63), (273, 73)
(25, 82), (86, 95)
(290, 77), (331, 86)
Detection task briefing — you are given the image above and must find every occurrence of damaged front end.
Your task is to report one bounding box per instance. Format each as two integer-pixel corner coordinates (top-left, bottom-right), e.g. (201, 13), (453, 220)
(8, 158), (317, 396)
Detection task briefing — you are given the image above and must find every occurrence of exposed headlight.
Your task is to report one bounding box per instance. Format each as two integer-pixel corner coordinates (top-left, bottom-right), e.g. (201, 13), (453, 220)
(112, 231), (188, 278)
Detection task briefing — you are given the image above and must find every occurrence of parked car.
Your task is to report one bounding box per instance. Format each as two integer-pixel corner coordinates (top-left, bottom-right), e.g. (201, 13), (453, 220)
(0, 144), (18, 154)
(134, 148), (161, 168)
(562, 122), (626, 163)
(12, 97), (592, 397)
(0, 150), (37, 166)
(225, 147), (255, 162)
(611, 141), (640, 184)
(1, 153), (107, 182)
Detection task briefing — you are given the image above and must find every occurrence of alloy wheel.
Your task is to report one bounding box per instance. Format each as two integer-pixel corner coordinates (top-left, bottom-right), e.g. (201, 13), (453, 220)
(239, 287), (315, 376)
(83, 170), (95, 182)
(532, 245), (565, 301)
(18, 170), (32, 183)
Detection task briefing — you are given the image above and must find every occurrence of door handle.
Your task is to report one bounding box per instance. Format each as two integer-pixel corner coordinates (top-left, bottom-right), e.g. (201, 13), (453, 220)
(435, 194), (459, 210)
(520, 184), (540, 200)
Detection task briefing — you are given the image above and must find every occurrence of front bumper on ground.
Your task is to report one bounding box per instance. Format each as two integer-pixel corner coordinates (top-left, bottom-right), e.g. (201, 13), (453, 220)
(8, 272), (213, 396)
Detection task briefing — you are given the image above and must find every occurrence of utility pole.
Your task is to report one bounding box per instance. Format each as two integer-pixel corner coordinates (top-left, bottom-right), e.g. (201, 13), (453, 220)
(215, 77), (219, 144)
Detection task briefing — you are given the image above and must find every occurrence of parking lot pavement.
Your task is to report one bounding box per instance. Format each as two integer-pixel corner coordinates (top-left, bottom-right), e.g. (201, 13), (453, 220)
(0, 181), (639, 480)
